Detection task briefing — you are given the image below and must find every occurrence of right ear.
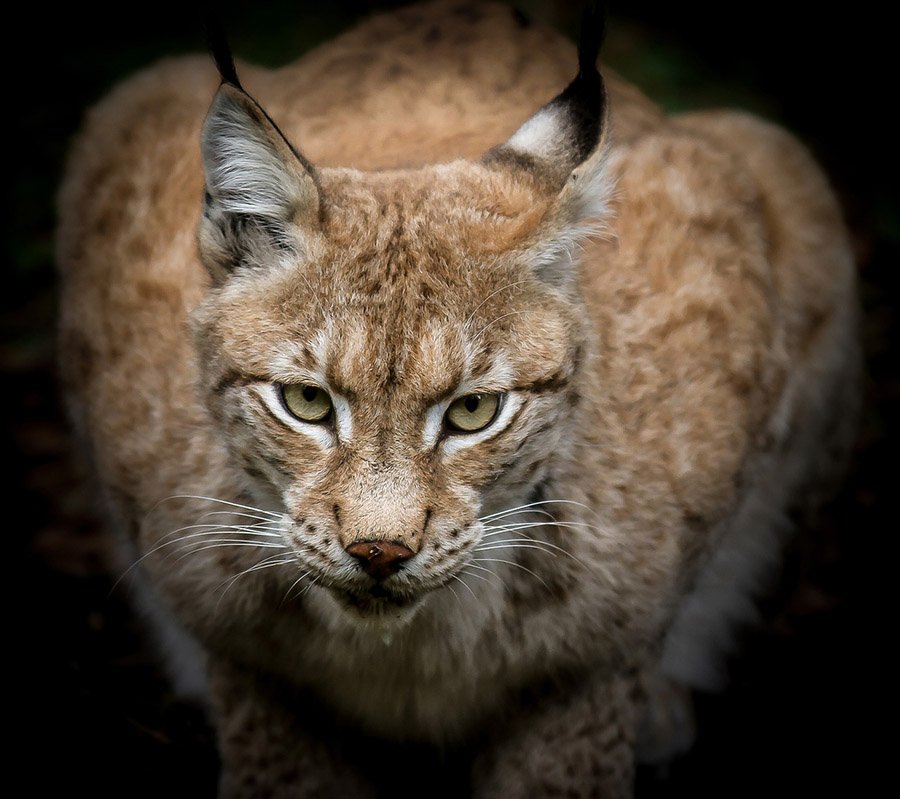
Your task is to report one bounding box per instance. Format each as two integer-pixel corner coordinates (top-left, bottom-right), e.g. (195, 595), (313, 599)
(199, 84), (321, 281)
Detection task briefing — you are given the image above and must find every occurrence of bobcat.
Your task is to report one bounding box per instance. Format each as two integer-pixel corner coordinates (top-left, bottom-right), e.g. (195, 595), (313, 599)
(56, 2), (859, 796)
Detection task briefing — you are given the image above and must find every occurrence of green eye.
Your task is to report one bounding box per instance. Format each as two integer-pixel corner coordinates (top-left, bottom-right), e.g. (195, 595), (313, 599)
(281, 384), (333, 423)
(445, 393), (501, 433)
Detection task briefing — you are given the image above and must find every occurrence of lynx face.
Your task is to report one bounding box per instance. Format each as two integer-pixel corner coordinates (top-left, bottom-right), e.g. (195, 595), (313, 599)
(191, 66), (609, 618)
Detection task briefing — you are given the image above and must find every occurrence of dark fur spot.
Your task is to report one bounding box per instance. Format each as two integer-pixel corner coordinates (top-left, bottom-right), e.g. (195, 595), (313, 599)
(512, 7), (531, 28)
(386, 63), (411, 80)
(332, 504), (342, 527)
(424, 24), (442, 43)
(683, 511), (706, 531)
(528, 479), (549, 505)
(386, 362), (399, 387)
(304, 542), (330, 560)
(241, 464), (268, 482)
(512, 437), (531, 455)
(258, 451), (292, 479)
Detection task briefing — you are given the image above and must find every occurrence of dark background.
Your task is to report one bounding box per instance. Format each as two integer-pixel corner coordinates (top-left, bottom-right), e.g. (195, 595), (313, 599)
(6, 1), (893, 795)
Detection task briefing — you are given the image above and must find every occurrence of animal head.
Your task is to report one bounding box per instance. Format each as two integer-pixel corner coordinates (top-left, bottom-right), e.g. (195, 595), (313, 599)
(190, 20), (611, 618)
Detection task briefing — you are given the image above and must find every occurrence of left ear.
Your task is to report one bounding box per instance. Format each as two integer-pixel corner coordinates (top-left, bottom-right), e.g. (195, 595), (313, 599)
(199, 84), (322, 281)
(484, 11), (612, 282)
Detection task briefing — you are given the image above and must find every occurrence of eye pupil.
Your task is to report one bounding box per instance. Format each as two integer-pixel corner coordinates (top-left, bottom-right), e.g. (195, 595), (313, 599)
(302, 386), (318, 402)
(464, 395), (480, 413)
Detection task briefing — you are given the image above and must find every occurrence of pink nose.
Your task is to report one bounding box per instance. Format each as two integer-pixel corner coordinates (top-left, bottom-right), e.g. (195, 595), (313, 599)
(345, 540), (414, 580)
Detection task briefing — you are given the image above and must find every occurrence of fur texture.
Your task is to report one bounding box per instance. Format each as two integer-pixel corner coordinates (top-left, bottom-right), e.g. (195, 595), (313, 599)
(57, 2), (859, 796)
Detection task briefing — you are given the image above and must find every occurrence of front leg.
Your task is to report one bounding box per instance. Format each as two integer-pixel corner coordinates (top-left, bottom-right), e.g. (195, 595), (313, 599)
(208, 658), (377, 799)
(472, 673), (637, 799)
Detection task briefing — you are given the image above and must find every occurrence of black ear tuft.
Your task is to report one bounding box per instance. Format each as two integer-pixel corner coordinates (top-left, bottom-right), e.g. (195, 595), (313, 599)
(484, 3), (608, 187)
(551, 3), (607, 166)
(577, 3), (606, 80)
(201, 3), (243, 89)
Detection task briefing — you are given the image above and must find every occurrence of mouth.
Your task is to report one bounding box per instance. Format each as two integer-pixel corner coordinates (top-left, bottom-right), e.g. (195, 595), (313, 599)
(331, 582), (424, 617)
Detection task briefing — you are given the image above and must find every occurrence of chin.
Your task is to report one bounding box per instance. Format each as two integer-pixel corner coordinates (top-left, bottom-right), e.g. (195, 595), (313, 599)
(328, 584), (426, 625)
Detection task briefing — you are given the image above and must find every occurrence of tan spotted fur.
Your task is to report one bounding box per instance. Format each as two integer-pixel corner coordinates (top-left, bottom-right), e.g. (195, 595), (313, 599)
(57, 2), (859, 796)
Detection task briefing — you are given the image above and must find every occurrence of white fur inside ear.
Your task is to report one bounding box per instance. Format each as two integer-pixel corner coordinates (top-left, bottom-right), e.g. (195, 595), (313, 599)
(202, 91), (301, 220)
(506, 106), (567, 162)
(528, 152), (615, 283)
(566, 148), (615, 226)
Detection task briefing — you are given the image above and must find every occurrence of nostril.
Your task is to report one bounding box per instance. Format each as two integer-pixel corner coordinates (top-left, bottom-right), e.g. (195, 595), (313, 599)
(345, 540), (414, 580)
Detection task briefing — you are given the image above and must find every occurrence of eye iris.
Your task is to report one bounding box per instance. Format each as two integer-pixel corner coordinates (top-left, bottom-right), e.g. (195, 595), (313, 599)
(282, 384), (332, 423)
(446, 393), (500, 433)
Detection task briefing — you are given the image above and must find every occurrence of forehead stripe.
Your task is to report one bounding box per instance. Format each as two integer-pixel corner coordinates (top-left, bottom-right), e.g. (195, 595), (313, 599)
(513, 372), (571, 394)
(212, 368), (256, 395)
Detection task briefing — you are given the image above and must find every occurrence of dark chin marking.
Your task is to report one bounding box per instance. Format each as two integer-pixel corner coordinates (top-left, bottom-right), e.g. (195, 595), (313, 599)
(334, 587), (421, 618)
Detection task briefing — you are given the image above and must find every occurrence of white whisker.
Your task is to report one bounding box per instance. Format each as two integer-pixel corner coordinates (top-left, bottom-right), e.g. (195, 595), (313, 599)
(174, 540), (288, 563)
(157, 521), (283, 542)
(470, 557), (551, 591)
(282, 569), (315, 605)
(300, 574), (321, 597)
(479, 529), (593, 569)
(446, 581), (462, 607)
(198, 509), (285, 525)
(154, 494), (283, 520)
(474, 542), (559, 557)
(112, 523), (285, 592)
(176, 524), (282, 539)
(478, 506), (557, 523)
(217, 554), (297, 609)
(478, 498), (599, 522)
(158, 527), (285, 557)
(482, 520), (602, 535)
(450, 573), (479, 601)
(460, 564), (504, 589)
